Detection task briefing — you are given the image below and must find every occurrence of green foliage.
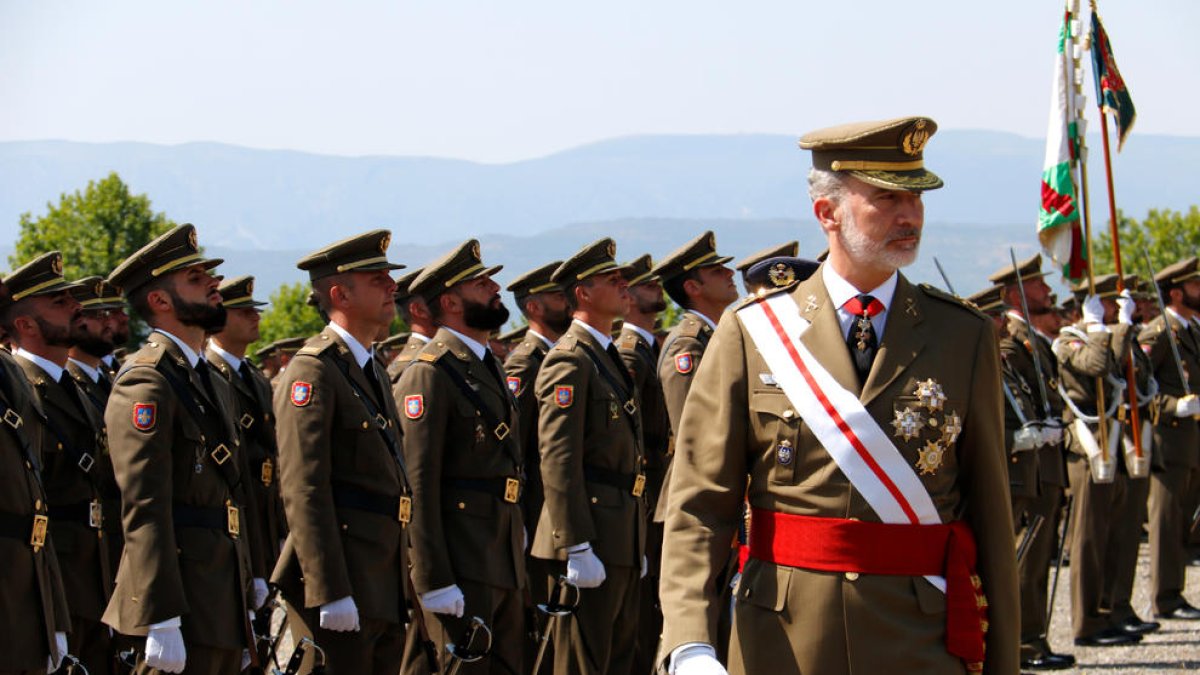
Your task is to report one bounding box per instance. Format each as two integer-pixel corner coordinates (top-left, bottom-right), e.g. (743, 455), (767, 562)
(251, 282), (325, 355)
(1090, 206), (1200, 281)
(10, 172), (175, 278)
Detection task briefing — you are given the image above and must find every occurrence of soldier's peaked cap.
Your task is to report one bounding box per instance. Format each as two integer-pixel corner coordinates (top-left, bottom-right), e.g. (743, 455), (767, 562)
(296, 229), (404, 282)
(3, 251), (74, 306)
(70, 275), (126, 310)
(735, 241), (800, 274)
(799, 116), (943, 192)
(551, 238), (631, 285)
(988, 254), (1049, 286)
(966, 285), (1009, 314)
(622, 254), (660, 287)
(507, 261), (563, 295)
(1154, 257), (1200, 285)
(109, 224), (223, 295)
(1070, 273), (1120, 299)
(273, 337), (307, 354)
(393, 268), (424, 305)
(651, 231), (733, 282)
(410, 239), (503, 299)
(746, 256), (820, 292)
(218, 275), (268, 309)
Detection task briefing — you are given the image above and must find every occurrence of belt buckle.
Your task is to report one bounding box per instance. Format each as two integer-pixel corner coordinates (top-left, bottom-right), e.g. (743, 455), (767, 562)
(210, 444), (232, 466)
(398, 496), (412, 524)
(503, 477), (521, 504)
(77, 452), (95, 473)
(260, 458), (274, 487)
(375, 413), (390, 429)
(226, 501), (240, 538)
(631, 473), (647, 497)
(3, 409), (22, 429)
(238, 413), (255, 430)
(30, 514), (48, 551)
(89, 499), (103, 529)
(623, 399), (638, 415)
(493, 422), (511, 441)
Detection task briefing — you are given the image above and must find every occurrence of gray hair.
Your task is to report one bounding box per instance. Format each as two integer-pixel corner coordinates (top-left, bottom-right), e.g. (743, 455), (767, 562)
(807, 168), (847, 203)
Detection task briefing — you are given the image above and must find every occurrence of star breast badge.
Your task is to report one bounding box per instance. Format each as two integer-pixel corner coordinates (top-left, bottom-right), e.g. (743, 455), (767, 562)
(891, 407), (925, 442)
(916, 440), (946, 475)
(915, 378), (947, 412)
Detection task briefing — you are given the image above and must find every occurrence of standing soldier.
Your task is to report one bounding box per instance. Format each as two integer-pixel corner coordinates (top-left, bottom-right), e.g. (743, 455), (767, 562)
(616, 254), (671, 674)
(1052, 275), (1141, 646)
(532, 238), (647, 675)
(268, 338), (306, 391)
(254, 344), (281, 382)
(397, 240), (526, 673)
(102, 224), (254, 674)
(659, 117), (1017, 675)
(389, 269), (434, 383)
(1138, 257), (1200, 620)
(990, 254), (1074, 669)
(206, 276), (284, 613)
(271, 230), (411, 674)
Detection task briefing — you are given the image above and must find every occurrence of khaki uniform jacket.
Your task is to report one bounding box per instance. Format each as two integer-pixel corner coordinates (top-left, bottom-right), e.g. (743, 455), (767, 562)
(102, 332), (253, 650)
(505, 334), (552, 536)
(1052, 322), (1128, 457)
(207, 349), (287, 580)
(655, 311), (715, 522)
(1138, 312), (1200, 468)
(67, 361), (123, 579)
(388, 335), (431, 385)
(397, 328), (525, 594)
(1001, 355), (1040, 500)
(531, 321), (647, 569)
(271, 326), (410, 624)
(1001, 316), (1068, 488)
(659, 270), (1019, 674)
(617, 326), (671, 516)
(17, 357), (114, 624)
(0, 350), (71, 670)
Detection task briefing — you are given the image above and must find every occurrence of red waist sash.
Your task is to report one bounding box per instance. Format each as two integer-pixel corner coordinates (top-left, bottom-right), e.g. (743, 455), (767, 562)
(748, 508), (988, 671)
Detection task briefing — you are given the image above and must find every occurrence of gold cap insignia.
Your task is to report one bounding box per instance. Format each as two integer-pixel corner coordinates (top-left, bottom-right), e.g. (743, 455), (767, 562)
(768, 262), (795, 287)
(706, 233), (715, 249)
(380, 233), (391, 253)
(471, 241), (481, 260)
(902, 119), (930, 156)
(606, 241), (616, 258)
(187, 228), (198, 250)
(246, 279), (254, 295)
(51, 254), (63, 276)
(93, 280), (103, 296)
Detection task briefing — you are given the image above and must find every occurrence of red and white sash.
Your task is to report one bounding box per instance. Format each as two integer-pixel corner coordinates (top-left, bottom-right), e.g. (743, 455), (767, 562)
(738, 291), (946, 590)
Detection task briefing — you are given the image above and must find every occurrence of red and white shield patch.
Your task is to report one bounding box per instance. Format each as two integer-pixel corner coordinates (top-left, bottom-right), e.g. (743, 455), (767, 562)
(290, 381), (313, 407)
(555, 385), (574, 408)
(132, 402), (156, 431)
(404, 395), (424, 419)
(506, 376), (522, 396)
(675, 353), (694, 374)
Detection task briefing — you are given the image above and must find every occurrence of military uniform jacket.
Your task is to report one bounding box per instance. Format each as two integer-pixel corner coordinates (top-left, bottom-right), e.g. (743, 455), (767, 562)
(658, 270), (1019, 675)
(617, 325), (670, 514)
(17, 356), (114, 624)
(388, 335), (430, 385)
(505, 334), (551, 536)
(0, 350), (71, 670)
(271, 326), (410, 624)
(1001, 354), (1040, 500)
(1052, 322), (1129, 454)
(102, 332), (253, 650)
(1138, 311), (1200, 468)
(67, 360), (124, 586)
(397, 328), (525, 594)
(207, 348), (287, 580)
(655, 311), (714, 522)
(1001, 315), (1068, 488)
(532, 321), (647, 568)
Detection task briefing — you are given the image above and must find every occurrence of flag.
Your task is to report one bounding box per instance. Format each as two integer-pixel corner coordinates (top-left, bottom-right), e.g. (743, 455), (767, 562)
(1090, 10), (1136, 150)
(1038, 5), (1087, 282)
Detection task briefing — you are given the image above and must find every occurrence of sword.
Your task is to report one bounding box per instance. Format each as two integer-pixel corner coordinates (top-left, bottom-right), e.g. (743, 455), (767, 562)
(531, 576), (581, 674)
(1045, 495), (1073, 630)
(55, 655), (87, 674)
(1008, 249), (1055, 424)
(278, 636), (326, 675)
(933, 257), (957, 296)
(1015, 513), (1045, 566)
(444, 616), (493, 675)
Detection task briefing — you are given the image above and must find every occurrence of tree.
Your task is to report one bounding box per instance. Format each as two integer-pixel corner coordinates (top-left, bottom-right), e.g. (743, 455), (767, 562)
(10, 172), (175, 278)
(251, 282), (325, 356)
(1090, 206), (1200, 282)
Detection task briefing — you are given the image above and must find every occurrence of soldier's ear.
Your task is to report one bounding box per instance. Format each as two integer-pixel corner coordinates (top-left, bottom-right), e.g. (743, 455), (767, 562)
(813, 196), (840, 233)
(145, 287), (173, 315)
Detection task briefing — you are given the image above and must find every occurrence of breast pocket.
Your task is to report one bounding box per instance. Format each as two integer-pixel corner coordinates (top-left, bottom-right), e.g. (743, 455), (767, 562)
(750, 391), (802, 485)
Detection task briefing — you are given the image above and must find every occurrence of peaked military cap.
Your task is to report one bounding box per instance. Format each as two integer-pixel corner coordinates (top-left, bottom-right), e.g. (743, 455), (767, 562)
(988, 253), (1049, 286)
(799, 116), (943, 191)
(735, 241), (800, 275)
(69, 275), (126, 310)
(411, 239), (503, 300)
(394, 268), (424, 306)
(622, 254), (660, 287)
(4, 252), (74, 307)
(507, 261), (564, 296)
(651, 231), (733, 282)
(110, 224), (223, 295)
(1154, 257), (1199, 285)
(376, 332), (411, 350)
(966, 285), (1009, 315)
(1060, 296), (1078, 312)
(1071, 273), (1121, 300)
(297, 229), (404, 282)
(218, 275), (268, 309)
(274, 336), (307, 355)
(745, 256), (820, 293)
(551, 238), (630, 285)
(498, 324), (528, 344)
(254, 343), (279, 361)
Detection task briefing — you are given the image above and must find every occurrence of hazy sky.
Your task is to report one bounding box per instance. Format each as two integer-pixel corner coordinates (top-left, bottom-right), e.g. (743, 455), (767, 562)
(3, 1), (1196, 163)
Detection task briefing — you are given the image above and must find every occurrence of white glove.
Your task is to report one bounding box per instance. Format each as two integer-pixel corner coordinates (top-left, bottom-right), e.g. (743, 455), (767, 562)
(47, 631), (68, 672)
(1039, 424), (1063, 446)
(670, 643), (727, 675)
(1082, 294), (1104, 325)
(1117, 289), (1135, 325)
(641, 555), (649, 579)
(420, 584), (466, 617)
(146, 619), (187, 673)
(252, 578), (269, 610)
(566, 543), (607, 588)
(319, 595), (360, 632)
(1013, 426), (1040, 452)
(1175, 395), (1200, 418)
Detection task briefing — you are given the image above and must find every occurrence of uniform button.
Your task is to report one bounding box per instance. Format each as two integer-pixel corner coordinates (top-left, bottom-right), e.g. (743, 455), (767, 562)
(25, 461), (32, 469)
(845, 571), (859, 581)
(341, 524), (348, 531)
(783, 410), (795, 419)
(743, 587), (753, 598)
(35, 499), (42, 509)
(591, 497), (598, 504)
(200, 435), (206, 443)
(458, 502), (466, 510)
(1011, 457), (1019, 464)
(362, 421), (370, 429)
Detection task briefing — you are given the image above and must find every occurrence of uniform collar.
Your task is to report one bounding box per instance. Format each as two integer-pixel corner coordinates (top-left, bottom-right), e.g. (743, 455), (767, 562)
(625, 322), (657, 347)
(14, 347), (64, 382)
(822, 263), (898, 312)
(208, 341), (244, 374)
(68, 358), (101, 383)
(408, 331), (432, 345)
(101, 354), (117, 369)
(327, 321), (373, 369)
(528, 329), (555, 348)
(690, 310), (717, 331)
(573, 318), (613, 349)
(155, 329), (203, 368)
(443, 326), (489, 361)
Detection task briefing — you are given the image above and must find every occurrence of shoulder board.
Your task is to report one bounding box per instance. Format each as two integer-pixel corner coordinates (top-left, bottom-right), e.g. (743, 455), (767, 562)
(918, 283), (986, 320)
(618, 332), (639, 350)
(673, 314), (707, 339)
(554, 334), (578, 351)
(1058, 325), (1088, 341)
(735, 283), (797, 311)
(417, 351), (441, 363)
(296, 336), (335, 357)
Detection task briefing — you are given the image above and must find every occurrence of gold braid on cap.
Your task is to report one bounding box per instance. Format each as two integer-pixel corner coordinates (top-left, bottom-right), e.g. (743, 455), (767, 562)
(830, 159), (924, 172)
(335, 256), (389, 274)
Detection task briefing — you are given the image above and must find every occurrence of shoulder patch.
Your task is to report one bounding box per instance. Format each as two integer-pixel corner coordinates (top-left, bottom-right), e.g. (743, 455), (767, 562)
(506, 376), (522, 395)
(132, 402), (156, 431)
(554, 385), (574, 408)
(290, 381), (313, 406)
(404, 394), (424, 419)
(918, 283), (986, 320)
(674, 352), (695, 374)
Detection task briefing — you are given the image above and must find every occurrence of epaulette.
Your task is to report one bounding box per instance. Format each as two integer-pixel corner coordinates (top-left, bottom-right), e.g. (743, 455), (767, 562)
(735, 282), (798, 310)
(296, 334), (335, 357)
(918, 283), (987, 321)
(417, 351), (441, 363)
(115, 344), (168, 381)
(618, 331), (639, 350)
(554, 333), (579, 351)
(673, 313), (709, 339)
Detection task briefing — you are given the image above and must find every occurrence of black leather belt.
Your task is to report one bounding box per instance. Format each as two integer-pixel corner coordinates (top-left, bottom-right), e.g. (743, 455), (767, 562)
(173, 502), (240, 538)
(49, 499), (103, 529)
(583, 464), (647, 497)
(332, 483), (410, 524)
(446, 477), (523, 504)
(0, 509), (49, 550)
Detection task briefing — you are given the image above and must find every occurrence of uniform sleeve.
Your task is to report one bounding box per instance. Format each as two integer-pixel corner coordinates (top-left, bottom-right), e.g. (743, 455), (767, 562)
(105, 365), (189, 626)
(659, 334), (704, 435)
(273, 357), (352, 608)
(1052, 330), (1112, 378)
(659, 312), (750, 654)
(619, 344), (650, 400)
(397, 362), (456, 593)
(505, 349), (539, 469)
(535, 352), (595, 550)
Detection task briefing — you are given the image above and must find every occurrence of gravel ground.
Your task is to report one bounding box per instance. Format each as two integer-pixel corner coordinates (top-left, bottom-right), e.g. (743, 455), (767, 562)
(1043, 542), (1200, 674)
